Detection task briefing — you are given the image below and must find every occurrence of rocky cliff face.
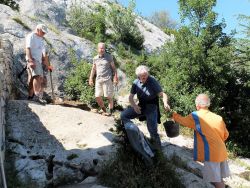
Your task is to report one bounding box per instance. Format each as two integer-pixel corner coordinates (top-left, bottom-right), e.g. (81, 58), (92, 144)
(0, 0), (172, 100)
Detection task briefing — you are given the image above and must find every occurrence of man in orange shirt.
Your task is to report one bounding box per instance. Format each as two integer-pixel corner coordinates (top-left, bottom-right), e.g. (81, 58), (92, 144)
(172, 94), (230, 188)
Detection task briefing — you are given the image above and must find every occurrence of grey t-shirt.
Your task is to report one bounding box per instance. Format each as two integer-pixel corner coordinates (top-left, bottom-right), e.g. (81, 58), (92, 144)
(93, 53), (114, 82)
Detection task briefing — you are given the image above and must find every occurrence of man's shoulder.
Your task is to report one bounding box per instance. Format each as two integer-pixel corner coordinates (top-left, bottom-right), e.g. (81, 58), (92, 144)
(147, 76), (160, 85)
(93, 55), (99, 60)
(104, 53), (113, 61)
(209, 111), (223, 120)
(26, 32), (35, 38)
(132, 78), (140, 85)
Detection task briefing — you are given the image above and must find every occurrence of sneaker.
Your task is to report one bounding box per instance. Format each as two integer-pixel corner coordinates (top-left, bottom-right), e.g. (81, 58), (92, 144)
(106, 108), (114, 115)
(32, 95), (47, 105)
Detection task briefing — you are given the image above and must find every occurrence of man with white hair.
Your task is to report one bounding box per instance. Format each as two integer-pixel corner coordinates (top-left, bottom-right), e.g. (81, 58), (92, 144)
(172, 94), (230, 188)
(121, 65), (170, 150)
(26, 24), (52, 104)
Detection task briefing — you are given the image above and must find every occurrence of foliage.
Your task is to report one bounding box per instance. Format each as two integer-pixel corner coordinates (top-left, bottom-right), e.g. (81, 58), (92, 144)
(67, 153), (78, 160)
(147, 10), (177, 30)
(144, 0), (250, 157)
(0, 0), (19, 11)
(67, 0), (144, 50)
(106, 0), (144, 50)
(64, 50), (95, 105)
(237, 14), (250, 37)
(12, 17), (31, 31)
(98, 141), (183, 188)
(67, 3), (107, 43)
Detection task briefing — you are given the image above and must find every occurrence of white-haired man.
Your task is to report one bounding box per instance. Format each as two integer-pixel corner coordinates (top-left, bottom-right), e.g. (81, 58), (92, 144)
(89, 42), (118, 116)
(121, 65), (170, 150)
(26, 24), (52, 104)
(172, 94), (230, 188)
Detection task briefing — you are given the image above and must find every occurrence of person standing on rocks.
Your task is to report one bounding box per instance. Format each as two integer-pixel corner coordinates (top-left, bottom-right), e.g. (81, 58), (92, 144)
(172, 94), (230, 188)
(120, 65), (170, 150)
(89, 42), (118, 116)
(26, 24), (52, 104)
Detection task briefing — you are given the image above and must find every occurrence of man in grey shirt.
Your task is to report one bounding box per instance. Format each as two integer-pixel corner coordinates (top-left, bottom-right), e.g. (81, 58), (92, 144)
(89, 42), (118, 115)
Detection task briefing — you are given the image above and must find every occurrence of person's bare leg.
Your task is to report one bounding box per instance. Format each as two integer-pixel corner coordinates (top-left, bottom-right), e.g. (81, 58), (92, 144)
(33, 76), (42, 96)
(107, 97), (114, 110)
(27, 69), (34, 98)
(28, 77), (34, 97)
(96, 97), (106, 112)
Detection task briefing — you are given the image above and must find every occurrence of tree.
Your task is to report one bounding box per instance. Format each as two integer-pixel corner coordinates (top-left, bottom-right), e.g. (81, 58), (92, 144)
(147, 10), (177, 29)
(0, 0), (19, 10)
(146, 0), (250, 156)
(236, 14), (250, 71)
(106, 0), (144, 49)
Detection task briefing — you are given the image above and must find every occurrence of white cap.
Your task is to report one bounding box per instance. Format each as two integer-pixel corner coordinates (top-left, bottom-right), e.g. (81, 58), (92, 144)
(36, 24), (48, 33)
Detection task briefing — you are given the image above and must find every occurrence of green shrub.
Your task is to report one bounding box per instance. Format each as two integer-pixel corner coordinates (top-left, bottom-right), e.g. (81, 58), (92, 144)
(64, 50), (95, 105)
(1, 0), (19, 10)
(12, 17), (31, 30)
(98, 143), (183, 188)
(107, 0), (144, 50)
(67, 3), (107, 43)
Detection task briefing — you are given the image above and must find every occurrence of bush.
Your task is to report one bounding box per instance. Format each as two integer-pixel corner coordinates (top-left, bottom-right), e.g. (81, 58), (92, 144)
(67, 3), (107, 43)
(106, 0), (144, 50)
(98, 142), (183, 188)
(64, 50), (95, 105)
(0, 0), (19, 10)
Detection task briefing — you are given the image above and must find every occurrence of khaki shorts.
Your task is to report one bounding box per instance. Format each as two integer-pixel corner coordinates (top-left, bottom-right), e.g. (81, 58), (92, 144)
(28, 61), (43, 77)
(27, 63), (46, 87)
(95, 79), (114, 98)
(203, 161), (231, 182)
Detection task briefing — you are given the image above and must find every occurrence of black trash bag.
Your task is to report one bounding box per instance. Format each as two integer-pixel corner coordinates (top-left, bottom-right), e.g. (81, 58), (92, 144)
(163, 120), (179, 138)
(124, 122), (155, 166)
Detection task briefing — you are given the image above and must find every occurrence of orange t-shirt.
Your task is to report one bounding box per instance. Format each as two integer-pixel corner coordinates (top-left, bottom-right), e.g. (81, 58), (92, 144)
(173, 109), (229, 162)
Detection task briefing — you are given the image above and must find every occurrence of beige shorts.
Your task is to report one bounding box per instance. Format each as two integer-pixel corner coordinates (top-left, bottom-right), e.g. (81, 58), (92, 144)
(28, 61), (43, 77)
(203, 161), (231, 182)
(95, 79), (114, 98)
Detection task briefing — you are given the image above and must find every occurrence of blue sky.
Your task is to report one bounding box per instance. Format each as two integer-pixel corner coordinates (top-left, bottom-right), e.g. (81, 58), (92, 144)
(117, 0), (250, 38)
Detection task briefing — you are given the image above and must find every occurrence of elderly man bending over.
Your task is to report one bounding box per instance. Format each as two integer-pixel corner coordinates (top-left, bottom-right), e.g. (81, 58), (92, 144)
(121, 65), (170, 150)
(172, 94), (230, 188)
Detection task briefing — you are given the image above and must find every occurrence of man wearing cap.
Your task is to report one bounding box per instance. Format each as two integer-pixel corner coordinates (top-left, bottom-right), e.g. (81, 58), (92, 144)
(26, 24), (52, 104)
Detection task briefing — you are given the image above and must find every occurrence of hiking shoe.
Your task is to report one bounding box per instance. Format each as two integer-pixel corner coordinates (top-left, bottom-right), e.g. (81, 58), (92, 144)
(32, 95), (47, 105)
(27, 94), (35, 100)
(105, 108), (113, 115)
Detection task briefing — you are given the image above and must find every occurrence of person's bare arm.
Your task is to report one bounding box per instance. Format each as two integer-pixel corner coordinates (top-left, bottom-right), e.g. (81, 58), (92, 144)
(42, 53), (53, 71)
(26, 48), (35, 68)
(111, 62), (118, 84)
(158, 91), (170, 111)
(89, 63), (96, 86)
(129, 93), (141, 114)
